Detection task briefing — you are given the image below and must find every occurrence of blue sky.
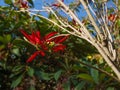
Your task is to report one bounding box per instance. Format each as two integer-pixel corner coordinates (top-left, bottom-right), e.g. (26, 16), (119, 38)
(0, 0), (75, 17)
(0, 0), (115, 20)
(0, 0), (73, 8)
(0, 0), (6, 6)
(0, 0), (86, 20)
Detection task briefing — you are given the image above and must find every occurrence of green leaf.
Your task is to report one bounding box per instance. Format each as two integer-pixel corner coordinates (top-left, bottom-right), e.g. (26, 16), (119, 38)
(118, 6), (120, 11)
(0, 35), (11, 44)
(13, 39), (32, 47)
(117, 19), (120, 27)
(0, 45), (5, 50)
(107, 87), (114, 90)
(10, 65), (24, 78)
(54, 70), (62, 81)
(27, 67), (34, 77)
(63, 81), (70, 90)
(9, 71), (22, 78)
(4, 0), (12, 5)
(12, 48), (20, 56)
(29, 86), (35, 90)
(36, 71), (51, 81)
(90, 66), (99, 84)
(99, 73), (106, 82)
(0, 36), (4, 43)
(6, 34), (11, 42)
(12, 65), (24, 72)
(77, 73), (94, 82)
(72, 65), (87, 72)
(11, 74), (23, 88)
(75, 81), (86, 90)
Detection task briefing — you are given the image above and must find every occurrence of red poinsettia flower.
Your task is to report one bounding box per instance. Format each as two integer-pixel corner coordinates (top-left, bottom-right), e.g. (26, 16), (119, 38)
(20, 30), (42, 45)
(43, 31), (69, 52)
(20, 30), (69, 63)
(20, 30), (46, 63)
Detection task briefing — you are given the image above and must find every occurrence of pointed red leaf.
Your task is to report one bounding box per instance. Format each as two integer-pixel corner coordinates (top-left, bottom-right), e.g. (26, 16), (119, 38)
(52, 0), (64, 7)
(20, 30), (32, 41)
(38, 51), (45, 56)
(52, 44), (66, 52)
(44, 32), (57, 40)
(52, 4), (59, 7)
(35, 31), (41, 39)
(26, 50), (45, 63)
(53, 35), (69, 43)
(28, 34), (36, 44)
(33, 31), (41, 44)
(26, 51), (39, 63)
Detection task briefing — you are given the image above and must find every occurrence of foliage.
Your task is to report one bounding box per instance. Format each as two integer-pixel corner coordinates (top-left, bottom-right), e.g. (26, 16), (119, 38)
(0, 0), (120, 90)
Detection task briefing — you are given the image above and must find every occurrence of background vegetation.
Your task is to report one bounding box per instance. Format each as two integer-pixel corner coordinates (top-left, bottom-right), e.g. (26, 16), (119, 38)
(0, 0), (120, 90)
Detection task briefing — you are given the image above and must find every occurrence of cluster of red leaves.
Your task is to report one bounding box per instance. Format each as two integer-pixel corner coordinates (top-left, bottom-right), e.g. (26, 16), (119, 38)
(108, 14), (116, 22)
(20, 30), (69, 63)
(14, 0), (28, 9)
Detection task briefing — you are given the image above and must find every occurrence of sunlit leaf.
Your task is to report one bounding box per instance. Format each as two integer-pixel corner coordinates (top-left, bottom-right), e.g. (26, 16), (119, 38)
(12, 48), (20, 56)
(77, 73), (94, 82)
(116, 19), (120, 27)
(6, 34), (11, 42)
(27, 67), (34, 77)
(0, 35), (11, 44)
(54, 70), (62, 81)
(4, 0), (12, 5)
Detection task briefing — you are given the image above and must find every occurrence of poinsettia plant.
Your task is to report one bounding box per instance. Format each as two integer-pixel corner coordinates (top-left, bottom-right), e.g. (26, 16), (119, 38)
(20, 30), (69, 62)
(1, 0), (120, 90)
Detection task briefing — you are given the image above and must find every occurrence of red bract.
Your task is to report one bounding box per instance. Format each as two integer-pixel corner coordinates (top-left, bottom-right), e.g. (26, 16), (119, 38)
(21, 0), (28, 8)
(52, 44), (66, 52)
(20, 30), (69, 63)
(14, 0), (28, 9)
(27, 51), (45, 63)
(52, 0), (64, 7)
(43, 32), (69, 52)
(20, 30), (41, 45)
(108, 14), (116, 22)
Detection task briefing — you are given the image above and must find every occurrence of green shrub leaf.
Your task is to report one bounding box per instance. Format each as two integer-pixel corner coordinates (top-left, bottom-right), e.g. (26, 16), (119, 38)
(75, 81), (86, 90)
(27, 67), (34, 77)
(54, 70), (62, 81)
(4, 0), (12, 5)
(90, 66), (99, 84)
(77, 73), (94, 82)
(11, 74), (23, 88)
